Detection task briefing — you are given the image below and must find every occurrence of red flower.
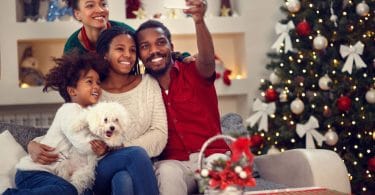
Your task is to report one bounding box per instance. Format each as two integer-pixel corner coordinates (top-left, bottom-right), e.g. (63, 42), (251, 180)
(230, 137), (254, 163)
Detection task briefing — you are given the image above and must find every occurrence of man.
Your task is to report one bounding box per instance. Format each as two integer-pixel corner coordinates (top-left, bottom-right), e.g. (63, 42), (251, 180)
(135, 0), (229, 194)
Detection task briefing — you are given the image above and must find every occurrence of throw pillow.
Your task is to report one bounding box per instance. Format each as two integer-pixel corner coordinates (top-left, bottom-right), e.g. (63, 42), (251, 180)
(0, 122), (47, 151)
(0, 130), (27, 193)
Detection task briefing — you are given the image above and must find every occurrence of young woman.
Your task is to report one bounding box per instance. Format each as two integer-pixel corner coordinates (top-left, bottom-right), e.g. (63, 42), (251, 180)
(96, 26), (167, 159)
(64, 0), (134, 53)
(4, 51), (158, 195)
(83, 25), (166, 195)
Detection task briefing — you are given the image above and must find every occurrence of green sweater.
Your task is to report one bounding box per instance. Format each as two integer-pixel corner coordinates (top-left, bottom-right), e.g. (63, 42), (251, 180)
(63, 20), (134, 54)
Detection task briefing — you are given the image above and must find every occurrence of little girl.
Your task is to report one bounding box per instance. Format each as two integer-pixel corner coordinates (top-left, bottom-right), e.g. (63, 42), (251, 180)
(4, 51), (158, 195)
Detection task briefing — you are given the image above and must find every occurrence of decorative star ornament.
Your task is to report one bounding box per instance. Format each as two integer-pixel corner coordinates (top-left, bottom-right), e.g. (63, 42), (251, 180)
(132, 7), (147, 19)
(168, 9), (178, 19)
(220, 6), (231, 17)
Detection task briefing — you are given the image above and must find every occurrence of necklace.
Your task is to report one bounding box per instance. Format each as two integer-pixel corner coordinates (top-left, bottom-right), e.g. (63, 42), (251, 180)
(81, 22), (111, 52)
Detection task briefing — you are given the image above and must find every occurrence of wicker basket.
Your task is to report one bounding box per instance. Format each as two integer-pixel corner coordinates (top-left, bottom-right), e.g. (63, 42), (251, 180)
(197, 134), (236, 170)
(197, 135), (255, 195)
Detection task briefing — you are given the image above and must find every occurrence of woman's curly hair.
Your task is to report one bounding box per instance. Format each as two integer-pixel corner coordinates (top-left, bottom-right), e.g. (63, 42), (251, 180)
(43, 50), (105, 102)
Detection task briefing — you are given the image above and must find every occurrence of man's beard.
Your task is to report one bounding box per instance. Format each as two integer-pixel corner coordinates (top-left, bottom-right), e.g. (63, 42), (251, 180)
(145, 62), (171, 77)
(144, 53), (172, 78)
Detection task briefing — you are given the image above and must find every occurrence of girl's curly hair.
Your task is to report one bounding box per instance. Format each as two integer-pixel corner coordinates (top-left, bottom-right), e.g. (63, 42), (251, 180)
(43, 50), (105, 102)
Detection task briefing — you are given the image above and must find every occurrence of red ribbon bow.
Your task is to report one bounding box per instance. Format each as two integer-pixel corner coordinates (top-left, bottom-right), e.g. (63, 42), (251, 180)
(230, 137), (254, 163)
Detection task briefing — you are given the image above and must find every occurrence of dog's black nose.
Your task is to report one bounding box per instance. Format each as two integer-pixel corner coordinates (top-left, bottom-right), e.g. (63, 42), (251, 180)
(110, 126), (115, 131)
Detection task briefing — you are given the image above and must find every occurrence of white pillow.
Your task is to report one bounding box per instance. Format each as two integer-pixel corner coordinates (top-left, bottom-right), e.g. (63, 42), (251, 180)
(0, 130), (27, 193)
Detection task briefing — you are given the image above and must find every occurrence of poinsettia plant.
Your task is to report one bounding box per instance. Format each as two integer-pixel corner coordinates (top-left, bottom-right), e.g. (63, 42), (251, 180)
(196, 137), (256, 193)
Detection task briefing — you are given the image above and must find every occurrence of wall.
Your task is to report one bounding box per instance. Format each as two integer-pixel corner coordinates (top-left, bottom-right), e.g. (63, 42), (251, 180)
(0, 0), (284, 124)
(219, 0), (284, 118)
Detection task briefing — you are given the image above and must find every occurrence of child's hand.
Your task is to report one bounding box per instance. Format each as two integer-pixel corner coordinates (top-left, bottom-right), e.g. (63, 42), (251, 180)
(90, 140), (108, 156)
(28, 141), (58, 165)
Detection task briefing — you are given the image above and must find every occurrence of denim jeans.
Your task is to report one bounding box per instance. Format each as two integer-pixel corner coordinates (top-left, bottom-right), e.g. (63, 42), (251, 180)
(93, 146), (159, 195)
(3, 170), (77, 195)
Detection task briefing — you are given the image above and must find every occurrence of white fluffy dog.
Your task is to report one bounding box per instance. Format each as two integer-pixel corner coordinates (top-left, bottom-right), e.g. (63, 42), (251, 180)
(55, 101), (131, 194)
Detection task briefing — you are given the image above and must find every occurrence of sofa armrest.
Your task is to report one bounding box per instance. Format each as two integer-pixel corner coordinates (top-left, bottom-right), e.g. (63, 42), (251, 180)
(254, 149), (351, 194)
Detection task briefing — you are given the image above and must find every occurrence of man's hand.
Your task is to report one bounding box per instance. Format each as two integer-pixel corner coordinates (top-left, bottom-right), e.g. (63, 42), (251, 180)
(184, 0), (207, 24)
(184, 0), (215, 78)
(28, 141), (58, 165)
(90, 140), (108, 157)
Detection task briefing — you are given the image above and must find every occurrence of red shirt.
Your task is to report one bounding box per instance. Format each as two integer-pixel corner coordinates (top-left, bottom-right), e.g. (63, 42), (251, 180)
(160, 61), (230, 161)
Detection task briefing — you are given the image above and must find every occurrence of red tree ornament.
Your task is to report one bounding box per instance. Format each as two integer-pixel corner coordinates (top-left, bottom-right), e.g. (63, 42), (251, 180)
(265, 88), (278, 102)
(296, 20), (311, 37)
(250, 134), (263, 147)
(337, 96), (352, 112)
(368, 157), (375, 172)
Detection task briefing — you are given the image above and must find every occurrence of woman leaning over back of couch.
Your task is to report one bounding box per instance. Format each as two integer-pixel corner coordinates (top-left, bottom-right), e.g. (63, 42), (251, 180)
(63, 0), (134, 54)
(63, 0), (192, 59)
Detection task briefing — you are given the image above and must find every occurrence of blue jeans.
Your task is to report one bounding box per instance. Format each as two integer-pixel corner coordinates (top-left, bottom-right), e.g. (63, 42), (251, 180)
(93, 146), (159, 195)
(3, 170), (77, 195)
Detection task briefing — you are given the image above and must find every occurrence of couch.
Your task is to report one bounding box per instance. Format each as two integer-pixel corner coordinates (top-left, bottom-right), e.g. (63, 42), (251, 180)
(0, 122), (351, 194)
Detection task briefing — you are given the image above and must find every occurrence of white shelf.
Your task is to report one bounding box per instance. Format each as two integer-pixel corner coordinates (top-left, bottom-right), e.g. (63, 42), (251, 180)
(123, 17), (247, 34)
(215, 78), (250, 96)
(0, 78), (250, 106)
(0, 86), (62, 105)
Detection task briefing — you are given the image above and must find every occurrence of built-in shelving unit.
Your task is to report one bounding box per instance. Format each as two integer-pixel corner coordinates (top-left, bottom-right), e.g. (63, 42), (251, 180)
(0, 0), (251, 106)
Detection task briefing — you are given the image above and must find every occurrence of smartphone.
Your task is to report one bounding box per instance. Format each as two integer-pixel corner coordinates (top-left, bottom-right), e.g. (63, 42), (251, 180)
(163, 0), (189, 9)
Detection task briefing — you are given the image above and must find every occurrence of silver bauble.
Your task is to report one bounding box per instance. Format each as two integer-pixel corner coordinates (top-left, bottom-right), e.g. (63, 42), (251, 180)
(356, 2), (370, 16)
(365, 88), (375, 104)
(313, 35), (328, 50)
(286, 0), (301, 13)
(324, 129), (339, 146)
(318, 74), (332, 90)
(290, 98), (304, 115)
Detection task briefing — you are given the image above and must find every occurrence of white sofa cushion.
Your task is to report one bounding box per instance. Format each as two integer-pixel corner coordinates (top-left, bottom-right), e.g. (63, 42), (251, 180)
(0, 130), (27, 193)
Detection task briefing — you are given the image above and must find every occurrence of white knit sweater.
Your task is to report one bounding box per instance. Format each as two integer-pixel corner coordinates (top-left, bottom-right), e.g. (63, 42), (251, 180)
(16, 103), (93, 172)
(100, 74), (168, 157)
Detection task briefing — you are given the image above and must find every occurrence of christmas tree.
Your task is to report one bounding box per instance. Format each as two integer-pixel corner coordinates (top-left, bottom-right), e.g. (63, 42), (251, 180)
(247, 0), (374, 194)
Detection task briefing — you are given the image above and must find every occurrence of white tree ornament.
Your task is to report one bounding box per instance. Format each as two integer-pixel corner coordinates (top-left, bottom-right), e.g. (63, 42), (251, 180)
(286, 0), (301, 13)
(290, 98), (304, 115)
(324, 129), (339, 146)
(356, 1), (370, 16)
(340, 41), (367, 74)
(313, 35), (328, 50)
(365, 88), (375, 104)
(246, 98), (276, 132)
(296, 116), (326, 149)
(318, 74), (332, 90)
(271, 21), (295, 53)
